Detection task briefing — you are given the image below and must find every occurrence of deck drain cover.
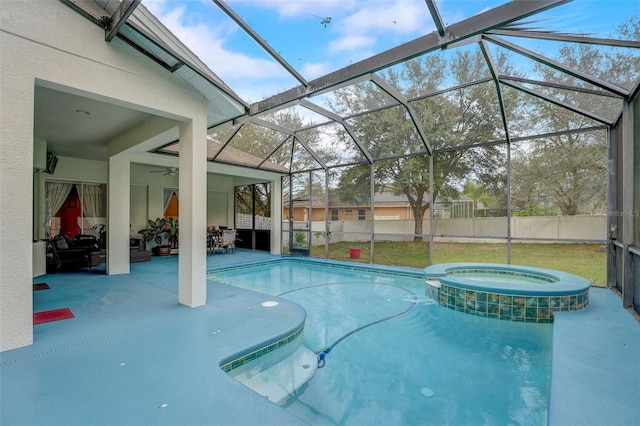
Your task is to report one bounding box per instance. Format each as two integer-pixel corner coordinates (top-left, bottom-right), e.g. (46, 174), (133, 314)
(420, 387), (435, 398)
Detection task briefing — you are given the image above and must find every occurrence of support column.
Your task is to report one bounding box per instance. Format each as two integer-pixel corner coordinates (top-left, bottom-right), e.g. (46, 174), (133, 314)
(271, 177), (282, 254)
(0, 77), (34, 351)
(107, 156), (131, 275)
(621, 100), (635, 308)
(178, 117), (207, 307)
(606, 128), (618, 288)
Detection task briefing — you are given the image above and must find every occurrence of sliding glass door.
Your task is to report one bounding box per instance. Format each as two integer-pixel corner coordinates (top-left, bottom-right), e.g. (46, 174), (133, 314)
(234, 183), (271, 250)
(44, 180), (106, 240)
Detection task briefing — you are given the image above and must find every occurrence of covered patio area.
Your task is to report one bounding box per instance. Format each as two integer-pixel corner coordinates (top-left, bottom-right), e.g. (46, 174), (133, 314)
(3, 251), (305, 425)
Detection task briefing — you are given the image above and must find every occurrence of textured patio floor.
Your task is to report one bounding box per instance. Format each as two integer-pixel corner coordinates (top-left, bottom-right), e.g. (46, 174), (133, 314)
(2, 251), (306, 426)
(1, 250), (638, 425)
(549, 287), (640, 425)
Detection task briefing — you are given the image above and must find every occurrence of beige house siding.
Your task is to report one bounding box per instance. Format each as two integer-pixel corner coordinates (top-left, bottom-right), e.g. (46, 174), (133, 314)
(285, 203), (429, 222)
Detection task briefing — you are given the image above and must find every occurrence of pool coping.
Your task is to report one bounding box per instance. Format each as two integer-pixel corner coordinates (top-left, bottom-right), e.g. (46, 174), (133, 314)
(424, 262), (591, 296)
(208, 256), (426, 279)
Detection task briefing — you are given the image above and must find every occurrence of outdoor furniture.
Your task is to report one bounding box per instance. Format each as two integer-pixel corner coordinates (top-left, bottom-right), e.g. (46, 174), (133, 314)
(130, 238), (151, 263)
(208, 230), (224, 255)
(49, 234), (102, 272)
(220, 229), (237, 254)
(207, 229), (237, 254)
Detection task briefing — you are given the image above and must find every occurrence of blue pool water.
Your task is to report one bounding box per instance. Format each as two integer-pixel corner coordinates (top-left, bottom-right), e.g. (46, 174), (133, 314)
(456, 272), (546, 285)
(208, 261), (553, 425)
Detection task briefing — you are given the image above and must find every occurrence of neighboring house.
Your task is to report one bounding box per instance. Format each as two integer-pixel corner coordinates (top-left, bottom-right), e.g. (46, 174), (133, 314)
(284, 191), (487, 222)
(284, 191), (429, 222)
(432, 195), (475, 219)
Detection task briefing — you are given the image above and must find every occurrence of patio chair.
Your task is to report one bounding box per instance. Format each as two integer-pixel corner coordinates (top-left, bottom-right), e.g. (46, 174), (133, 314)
(207, 229), (223, 255)
(220, 229), (237, 254)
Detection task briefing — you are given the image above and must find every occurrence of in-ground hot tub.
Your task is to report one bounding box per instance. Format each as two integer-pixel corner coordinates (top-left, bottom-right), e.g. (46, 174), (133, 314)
(424, 263), (591, 322)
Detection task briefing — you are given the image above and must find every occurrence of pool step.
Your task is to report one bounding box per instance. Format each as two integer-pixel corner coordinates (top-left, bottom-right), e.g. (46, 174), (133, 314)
(232, 345), (318, 405)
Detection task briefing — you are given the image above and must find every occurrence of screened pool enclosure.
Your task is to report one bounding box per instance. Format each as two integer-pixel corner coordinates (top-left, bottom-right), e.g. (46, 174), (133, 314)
(65, 0), (639, 315)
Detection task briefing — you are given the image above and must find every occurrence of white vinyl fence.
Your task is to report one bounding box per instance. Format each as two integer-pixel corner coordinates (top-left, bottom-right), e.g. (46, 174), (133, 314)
(300, 215), (607, 245)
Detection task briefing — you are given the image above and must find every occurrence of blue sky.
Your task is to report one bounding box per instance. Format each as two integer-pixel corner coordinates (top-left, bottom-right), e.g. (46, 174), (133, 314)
(142, 0), (639, 103)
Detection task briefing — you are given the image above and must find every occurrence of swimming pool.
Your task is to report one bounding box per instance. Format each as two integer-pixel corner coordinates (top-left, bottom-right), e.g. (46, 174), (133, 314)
(208, 260), (552, 425)
(424, 263), (591, 322)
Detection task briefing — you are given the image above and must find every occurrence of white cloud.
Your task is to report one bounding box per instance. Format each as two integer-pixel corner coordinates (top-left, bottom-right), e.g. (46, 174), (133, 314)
(142, 0), (291, 100)
(328, 35), (375, 54)
(325, 1), (430, 57)
(141, 0), (433, 101)
(228, 0), (356, 20)
(232, 79), (296, 104)
(301, 62), (333, 79)
(342, 1), (426, 34)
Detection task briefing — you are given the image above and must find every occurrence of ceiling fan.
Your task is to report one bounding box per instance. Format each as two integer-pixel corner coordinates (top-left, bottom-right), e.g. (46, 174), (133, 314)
(150, 167), (178, 176)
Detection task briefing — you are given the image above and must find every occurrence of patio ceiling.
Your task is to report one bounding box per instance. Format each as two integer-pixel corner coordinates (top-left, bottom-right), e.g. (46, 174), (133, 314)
(61, 0), (640, 173)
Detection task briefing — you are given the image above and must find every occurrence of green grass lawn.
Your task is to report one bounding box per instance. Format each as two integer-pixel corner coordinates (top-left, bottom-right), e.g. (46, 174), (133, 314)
(310, 241), (607, 287)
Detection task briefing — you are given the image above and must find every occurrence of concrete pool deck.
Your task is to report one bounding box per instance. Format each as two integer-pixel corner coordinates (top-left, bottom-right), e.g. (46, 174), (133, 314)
(1, 251), (638, 425)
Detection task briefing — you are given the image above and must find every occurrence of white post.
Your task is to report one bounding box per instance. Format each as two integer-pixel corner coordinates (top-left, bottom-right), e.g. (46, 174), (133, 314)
(271, 177), (282, 254)
(0, 77), (34, 351)
(178, 117), (207, 307)
(107, 156), (131, 275)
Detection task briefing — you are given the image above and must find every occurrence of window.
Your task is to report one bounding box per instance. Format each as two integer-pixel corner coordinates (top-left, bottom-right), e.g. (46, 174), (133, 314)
(358, 209), (366, 220)
(234, 183), (271, 230)
(163, 188), (178, 219)
(331, 209), (338, 221)
(44, 181), (106, 239)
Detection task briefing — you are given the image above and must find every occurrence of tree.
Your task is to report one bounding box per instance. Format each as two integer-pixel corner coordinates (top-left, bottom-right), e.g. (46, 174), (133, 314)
(234, 183), (272, 230)
(510, 146), (552, 215)
(509, 18), (640, 215)
(512, 129), (607, 215)
(463, 181), (493, 215)
(330, 48), (516, 240)
(211, 109), (324, 172)
(253, 182), (271, 218)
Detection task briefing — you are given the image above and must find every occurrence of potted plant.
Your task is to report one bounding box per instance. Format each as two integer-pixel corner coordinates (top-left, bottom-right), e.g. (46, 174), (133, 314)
(292, 230), (307, 247)
(165, 217), (179, 254)
(138, 218), (171, 256)
(291, 230), (309, 256)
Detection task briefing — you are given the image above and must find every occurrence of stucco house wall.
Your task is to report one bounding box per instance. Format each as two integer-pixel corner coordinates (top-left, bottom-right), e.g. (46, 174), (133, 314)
(0, 0), (230, 351)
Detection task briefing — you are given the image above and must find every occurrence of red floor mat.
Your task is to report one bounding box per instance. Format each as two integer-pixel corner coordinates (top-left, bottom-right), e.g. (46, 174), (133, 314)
(33, 308), (75, 325)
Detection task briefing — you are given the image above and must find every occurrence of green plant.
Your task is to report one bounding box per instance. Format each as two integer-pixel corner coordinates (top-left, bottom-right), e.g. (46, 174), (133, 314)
(138, 218), (169, 248)
(293, 230), (307, 245)
(165, 217), (179, 249)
